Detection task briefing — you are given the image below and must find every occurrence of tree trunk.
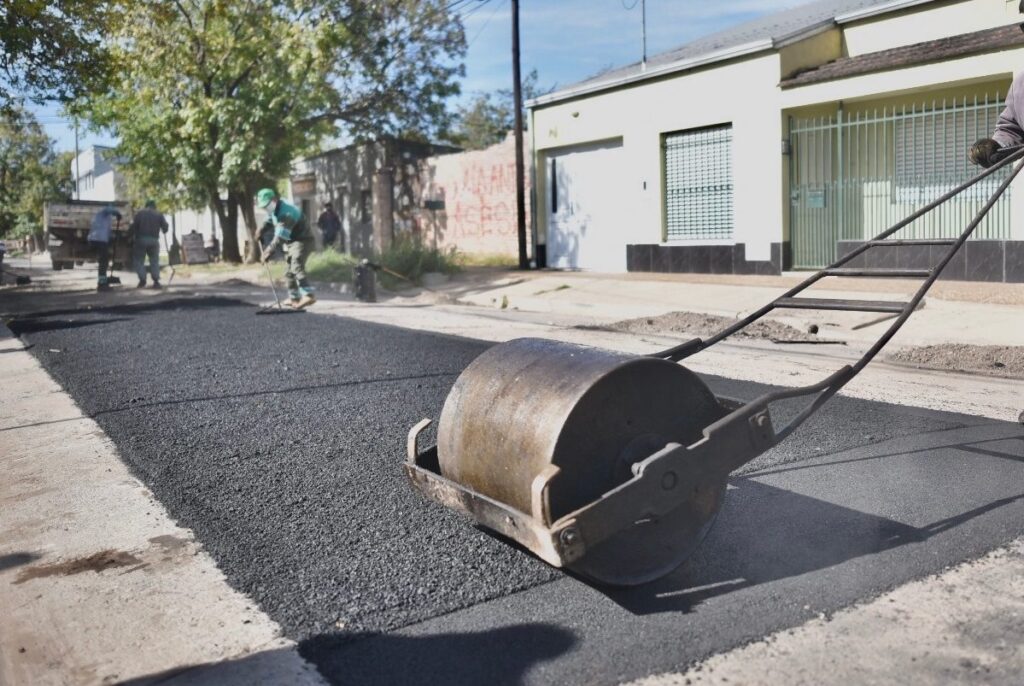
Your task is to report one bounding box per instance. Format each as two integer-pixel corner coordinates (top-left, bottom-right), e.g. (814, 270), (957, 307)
(238, 182), (261, 263)
(211, 191), (241, 263)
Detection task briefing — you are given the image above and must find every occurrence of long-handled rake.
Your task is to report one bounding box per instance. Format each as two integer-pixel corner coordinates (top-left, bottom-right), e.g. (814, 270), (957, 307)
(255, 260), (302, 315)
(163, 233), (176, 286)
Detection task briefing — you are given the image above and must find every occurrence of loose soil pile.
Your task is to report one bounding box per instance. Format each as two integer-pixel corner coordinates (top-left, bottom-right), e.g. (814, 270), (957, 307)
(889, 344), (1024, 379)
(604, 310), (829, 343)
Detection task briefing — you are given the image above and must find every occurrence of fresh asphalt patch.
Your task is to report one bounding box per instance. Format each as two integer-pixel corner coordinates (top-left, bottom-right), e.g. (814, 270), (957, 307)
(9, 295), (1024, 685)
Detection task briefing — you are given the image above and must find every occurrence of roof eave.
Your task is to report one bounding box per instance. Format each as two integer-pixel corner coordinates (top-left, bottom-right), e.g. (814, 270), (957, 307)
(527, 38), (774, 109)
(835, 0), (935, 24)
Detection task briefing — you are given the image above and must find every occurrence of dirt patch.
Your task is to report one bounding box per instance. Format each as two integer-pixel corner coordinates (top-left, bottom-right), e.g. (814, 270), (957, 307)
(14, 549), (143, 584)
(601, 311), (833, 343)
(888, 344), (1024, 379)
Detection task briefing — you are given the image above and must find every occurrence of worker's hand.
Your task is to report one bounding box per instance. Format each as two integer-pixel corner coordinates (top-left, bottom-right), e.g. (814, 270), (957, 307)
(969, 138), (1001, 168)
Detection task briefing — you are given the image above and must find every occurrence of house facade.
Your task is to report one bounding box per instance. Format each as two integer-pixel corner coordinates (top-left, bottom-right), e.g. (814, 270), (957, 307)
(290, 135), (528, 258)
(528, 0), (1024, 282)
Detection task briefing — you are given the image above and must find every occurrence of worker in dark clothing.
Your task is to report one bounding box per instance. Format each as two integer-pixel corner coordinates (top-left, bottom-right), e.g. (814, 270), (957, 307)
(129, 199), (169, 288)
(88, 205), (122, 291)
(317, 202), (343, 251)
(257, 188), (317, 309)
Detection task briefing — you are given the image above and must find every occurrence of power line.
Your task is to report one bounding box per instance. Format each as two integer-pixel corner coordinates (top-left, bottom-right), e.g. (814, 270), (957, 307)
(467, 0), (508, 49)
(446, 0), (475, 13)
(459, 0), (495, 21)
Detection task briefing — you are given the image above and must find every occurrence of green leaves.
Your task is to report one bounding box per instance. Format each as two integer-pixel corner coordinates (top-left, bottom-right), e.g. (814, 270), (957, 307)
(0, 108), (72, 238)
(0, 1), (125, 109)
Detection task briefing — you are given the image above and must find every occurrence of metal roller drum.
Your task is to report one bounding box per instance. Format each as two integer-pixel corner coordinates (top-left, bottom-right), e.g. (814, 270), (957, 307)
(436, 338), (727, 584)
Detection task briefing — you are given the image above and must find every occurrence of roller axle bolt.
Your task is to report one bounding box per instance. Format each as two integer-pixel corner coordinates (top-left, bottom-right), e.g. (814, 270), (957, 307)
(560, 528), (580, 547)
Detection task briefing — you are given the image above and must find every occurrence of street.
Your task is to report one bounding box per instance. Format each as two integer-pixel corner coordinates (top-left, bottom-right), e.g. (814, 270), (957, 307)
(4, 287), (1024, 685)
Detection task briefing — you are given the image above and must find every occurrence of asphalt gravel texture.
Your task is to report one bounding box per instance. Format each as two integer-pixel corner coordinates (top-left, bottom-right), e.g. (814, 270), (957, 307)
(8, 293), (1024, 685)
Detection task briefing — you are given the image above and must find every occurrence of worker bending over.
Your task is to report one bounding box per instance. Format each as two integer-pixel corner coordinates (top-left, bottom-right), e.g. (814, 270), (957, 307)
(256, 188), (316, 309)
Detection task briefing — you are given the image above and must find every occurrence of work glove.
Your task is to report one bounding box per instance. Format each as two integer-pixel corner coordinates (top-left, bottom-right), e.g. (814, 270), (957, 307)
(969, 138), (1001, 168)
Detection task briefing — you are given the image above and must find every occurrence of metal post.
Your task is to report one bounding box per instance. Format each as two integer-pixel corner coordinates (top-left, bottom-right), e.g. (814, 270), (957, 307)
(512, 0), (528, 269)
(836, 104), (844, 246)
(74, 119), (80, 200)
(641, 0), (647, 71)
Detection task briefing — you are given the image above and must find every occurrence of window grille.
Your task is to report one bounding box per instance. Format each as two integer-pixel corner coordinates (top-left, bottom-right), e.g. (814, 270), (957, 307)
(663, 124), (733, 240)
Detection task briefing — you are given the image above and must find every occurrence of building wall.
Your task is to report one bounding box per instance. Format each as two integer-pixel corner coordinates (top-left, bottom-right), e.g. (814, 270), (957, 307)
(413, 134), (529, 257)
(529, 0), (1024, 277)
(291, 143), (384, 255)
(532, 51), (784, 263)
(781, 49), (1024, 241)
(292, 138), (525, 258)
(840, 0), (1021, 57)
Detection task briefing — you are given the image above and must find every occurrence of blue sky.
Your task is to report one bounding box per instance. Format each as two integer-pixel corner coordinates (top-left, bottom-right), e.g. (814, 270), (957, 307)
(28, 0), (802, 154)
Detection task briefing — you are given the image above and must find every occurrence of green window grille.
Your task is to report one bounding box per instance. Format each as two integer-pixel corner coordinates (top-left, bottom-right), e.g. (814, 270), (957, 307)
(789, 92), (1010, 269)
(663, 124), (733, 240)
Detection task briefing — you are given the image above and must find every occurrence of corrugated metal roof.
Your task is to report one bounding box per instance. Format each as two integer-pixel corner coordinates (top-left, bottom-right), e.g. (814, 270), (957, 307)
(530, 0), (936, 107)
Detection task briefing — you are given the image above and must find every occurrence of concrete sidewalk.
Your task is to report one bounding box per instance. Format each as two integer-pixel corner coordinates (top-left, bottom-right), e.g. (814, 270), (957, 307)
(411, 268), (1024, 349)
(14, 255), (1021, 348)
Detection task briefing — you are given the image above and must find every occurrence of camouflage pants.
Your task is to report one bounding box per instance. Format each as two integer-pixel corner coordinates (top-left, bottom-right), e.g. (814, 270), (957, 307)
(285, 235), (315, 299)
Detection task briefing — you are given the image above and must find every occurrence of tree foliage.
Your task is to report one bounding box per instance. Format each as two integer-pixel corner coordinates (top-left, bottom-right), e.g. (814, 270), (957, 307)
(448, 70), (550, 150)
(77, 0), (466, 262)
(0, 1), (122, 109)
(0, 109), (73, 243)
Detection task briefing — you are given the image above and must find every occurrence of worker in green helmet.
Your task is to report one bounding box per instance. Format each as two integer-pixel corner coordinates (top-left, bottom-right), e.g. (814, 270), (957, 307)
(256, 188), (316, 309)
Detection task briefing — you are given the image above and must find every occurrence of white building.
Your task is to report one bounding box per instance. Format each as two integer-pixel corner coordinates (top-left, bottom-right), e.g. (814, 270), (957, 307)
(70, 146), (229, 251)
(528, 0), (1024, 282)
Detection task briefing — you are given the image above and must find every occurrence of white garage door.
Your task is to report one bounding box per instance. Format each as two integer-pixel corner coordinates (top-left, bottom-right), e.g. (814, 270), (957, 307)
(546, 140), (626, 271)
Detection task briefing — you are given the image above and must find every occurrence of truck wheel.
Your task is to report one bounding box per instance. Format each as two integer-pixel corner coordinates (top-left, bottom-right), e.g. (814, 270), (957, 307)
(76, 260), (84, 266)
(52, 261), (63, 271)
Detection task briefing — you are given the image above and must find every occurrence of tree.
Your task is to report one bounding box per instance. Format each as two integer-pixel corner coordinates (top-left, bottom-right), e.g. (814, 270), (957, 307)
(448, 69), (550, 150)
(0, 1), (122, 110)
(0, 109), (73, 248)
(77, 0), (466, 262)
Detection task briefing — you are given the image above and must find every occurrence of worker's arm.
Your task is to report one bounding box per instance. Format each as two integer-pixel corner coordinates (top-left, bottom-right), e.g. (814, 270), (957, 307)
(260, 217), (279, 262)
(971, 77), (1024, 167)
(160, 215), (169, 234)
(993, 81), (1024, 149)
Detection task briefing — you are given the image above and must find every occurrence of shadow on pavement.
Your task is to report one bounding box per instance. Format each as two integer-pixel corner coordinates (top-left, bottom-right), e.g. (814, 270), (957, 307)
(610, 478), (1024, 615)
(7, 317), (134, 336)
(0, 552), (42, 573)
(4, 296), (245, 321)
(299, 624), (577, 686)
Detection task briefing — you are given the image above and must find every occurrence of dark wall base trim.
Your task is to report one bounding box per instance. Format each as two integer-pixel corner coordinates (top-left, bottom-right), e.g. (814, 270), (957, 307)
(838, 240), (1024, 283)
(627, 243), (783, 276)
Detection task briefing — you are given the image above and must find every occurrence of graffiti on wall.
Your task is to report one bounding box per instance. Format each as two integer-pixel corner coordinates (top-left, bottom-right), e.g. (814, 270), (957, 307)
(417, 135), (530, 256)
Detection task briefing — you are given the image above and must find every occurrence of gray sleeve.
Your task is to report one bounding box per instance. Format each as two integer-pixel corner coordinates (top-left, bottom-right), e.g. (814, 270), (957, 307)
(993, 75), (1024, 148)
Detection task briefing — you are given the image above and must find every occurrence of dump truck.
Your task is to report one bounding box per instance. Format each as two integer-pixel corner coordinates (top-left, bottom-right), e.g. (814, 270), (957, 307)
(43, 200), (135, 271)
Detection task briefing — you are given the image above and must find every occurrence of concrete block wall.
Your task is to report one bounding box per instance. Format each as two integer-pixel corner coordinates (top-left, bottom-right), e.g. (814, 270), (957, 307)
(414, 134), (530, 257)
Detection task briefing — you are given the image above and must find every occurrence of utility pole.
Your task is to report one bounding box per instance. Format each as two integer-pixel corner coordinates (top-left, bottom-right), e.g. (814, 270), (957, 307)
(641, 0), (647, 71)
(74, 119), (80, 200)
(512, 0), (528, 269)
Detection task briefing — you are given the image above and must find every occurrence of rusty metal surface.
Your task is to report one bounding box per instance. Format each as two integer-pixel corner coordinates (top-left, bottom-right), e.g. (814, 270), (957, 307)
(427, 338), (733, 584)
(437, 338), (723, 521)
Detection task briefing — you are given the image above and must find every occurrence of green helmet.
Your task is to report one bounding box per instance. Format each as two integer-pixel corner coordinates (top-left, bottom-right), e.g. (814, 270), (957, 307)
(256, 188), (277, 208)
